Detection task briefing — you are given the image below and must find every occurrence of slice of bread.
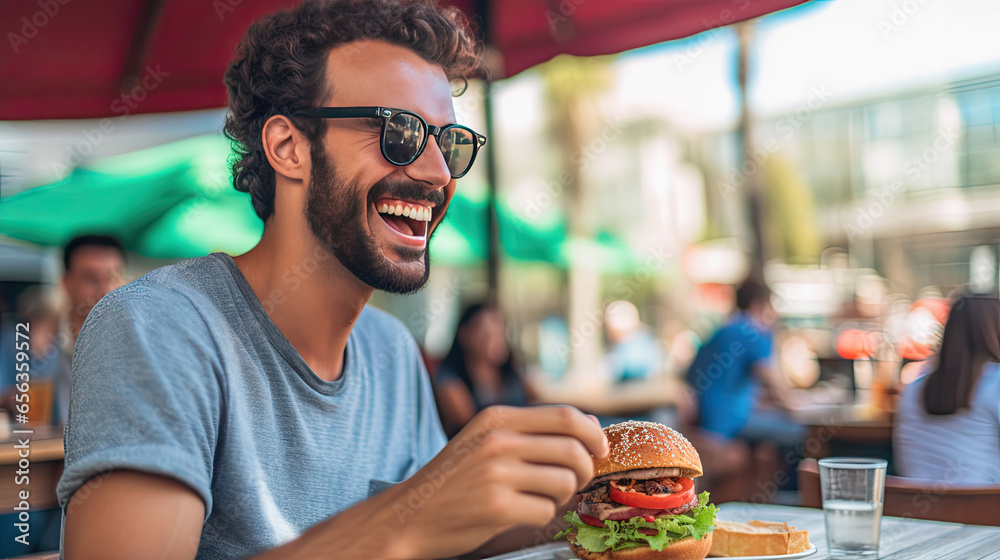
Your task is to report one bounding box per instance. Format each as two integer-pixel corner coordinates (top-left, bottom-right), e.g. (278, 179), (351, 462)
(708, 520), (810, 557)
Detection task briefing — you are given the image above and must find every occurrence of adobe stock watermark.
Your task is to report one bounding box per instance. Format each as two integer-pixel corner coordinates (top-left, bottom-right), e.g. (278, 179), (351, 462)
(214, 0), (247, 21)
(877, 0), (932, 41)
(553, 246), (671, 361)
(51, 64), (171, 175)
(687, 286), (796, 398)
(844, 125), (958, 241)
(258, 246), (334, 314)
(739, 417), (841, 515)
(7, 0), (71, 54)
(878, 458), (965, 549)
(368, 276), (463, 373)
(543, 0), (587, 38)
(393, 405), (516, 523)
(521, 116), (625, 221)
(673, 0), (753, 71)
(716, 85), (832, 199)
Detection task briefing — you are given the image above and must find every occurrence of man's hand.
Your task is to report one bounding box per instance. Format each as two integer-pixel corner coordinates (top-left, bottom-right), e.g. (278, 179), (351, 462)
(276, 405), (608, 559)
(386, 405), (608, 558)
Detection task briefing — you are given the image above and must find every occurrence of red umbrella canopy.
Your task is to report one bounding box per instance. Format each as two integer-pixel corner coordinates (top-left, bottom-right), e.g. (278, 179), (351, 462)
(457, 0), (810, 79)
(0, 0), (809, 120)
(1, 0), (297, 120)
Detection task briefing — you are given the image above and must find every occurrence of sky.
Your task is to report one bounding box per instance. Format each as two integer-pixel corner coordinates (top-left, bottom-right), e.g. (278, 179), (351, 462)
(607, 0), (1000, 132)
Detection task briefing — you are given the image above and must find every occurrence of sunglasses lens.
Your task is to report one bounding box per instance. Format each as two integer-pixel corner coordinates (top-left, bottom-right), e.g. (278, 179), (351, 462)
(383, 112), (425, 164)
(440, 127), (477, 177)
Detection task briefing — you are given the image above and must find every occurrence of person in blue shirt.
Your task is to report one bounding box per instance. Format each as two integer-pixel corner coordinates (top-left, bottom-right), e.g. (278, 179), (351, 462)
(685, 281), (803, 447)
(604, 300), (662, 383)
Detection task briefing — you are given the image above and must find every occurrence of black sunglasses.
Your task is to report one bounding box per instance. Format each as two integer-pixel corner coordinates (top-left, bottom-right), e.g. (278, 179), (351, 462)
(291, 106), (487, 179)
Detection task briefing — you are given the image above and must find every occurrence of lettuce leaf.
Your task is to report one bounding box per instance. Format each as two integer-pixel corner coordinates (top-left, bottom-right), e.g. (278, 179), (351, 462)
(554, 491), (718, 552)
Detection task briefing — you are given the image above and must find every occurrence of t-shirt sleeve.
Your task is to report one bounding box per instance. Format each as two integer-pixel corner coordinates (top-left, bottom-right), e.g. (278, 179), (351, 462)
(56, 283), (223, 517)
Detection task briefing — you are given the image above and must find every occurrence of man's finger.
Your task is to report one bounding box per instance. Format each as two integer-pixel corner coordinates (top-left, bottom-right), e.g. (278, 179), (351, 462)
(495, 491), (560, 528)
(487, 406), (609, 459)
(506, 462), (580, 507)
(492, 434), (595, 489)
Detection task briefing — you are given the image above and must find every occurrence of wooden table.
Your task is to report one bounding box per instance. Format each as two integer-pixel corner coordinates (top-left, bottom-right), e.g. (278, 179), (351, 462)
(486, 503), (1000, 559)
(532, 376), (681, 416)
(0, 426), (64, 514)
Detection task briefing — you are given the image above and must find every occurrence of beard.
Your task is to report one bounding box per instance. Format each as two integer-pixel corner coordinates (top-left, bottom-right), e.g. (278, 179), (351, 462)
(304, 143), (441, 295)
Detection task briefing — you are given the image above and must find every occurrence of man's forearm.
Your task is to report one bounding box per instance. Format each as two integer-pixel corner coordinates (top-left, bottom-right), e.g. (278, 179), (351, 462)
(250, 484), (423, 559)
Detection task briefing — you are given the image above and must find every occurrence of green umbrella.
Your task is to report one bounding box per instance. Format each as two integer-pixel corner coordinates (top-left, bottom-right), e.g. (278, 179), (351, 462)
(1, 133), (636, 268)
(435, 182), (638, 272)
(432, 183), (566, 265)
(0, 135), (262, 259)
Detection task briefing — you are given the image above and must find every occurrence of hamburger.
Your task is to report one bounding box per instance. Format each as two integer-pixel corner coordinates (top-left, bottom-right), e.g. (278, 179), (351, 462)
(555, 421), (718, 560)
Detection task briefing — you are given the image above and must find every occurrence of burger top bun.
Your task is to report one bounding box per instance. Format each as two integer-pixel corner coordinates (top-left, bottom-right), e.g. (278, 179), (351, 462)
(568, 532), (713, 560)
(592, 421), (703, 479)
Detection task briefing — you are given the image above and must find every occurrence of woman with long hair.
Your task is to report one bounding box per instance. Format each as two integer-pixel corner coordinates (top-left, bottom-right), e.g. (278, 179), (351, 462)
(893, 293), (1000, 483)
(433, 303), (532, 437)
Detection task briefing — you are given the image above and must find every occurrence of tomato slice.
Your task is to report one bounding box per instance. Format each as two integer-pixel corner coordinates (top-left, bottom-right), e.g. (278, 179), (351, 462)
(608, 477), (695, 510)
(579, 513), (606, 528)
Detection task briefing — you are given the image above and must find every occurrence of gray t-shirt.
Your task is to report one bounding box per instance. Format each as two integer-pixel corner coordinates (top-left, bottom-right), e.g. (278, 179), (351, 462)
(57, 253), (447, 559)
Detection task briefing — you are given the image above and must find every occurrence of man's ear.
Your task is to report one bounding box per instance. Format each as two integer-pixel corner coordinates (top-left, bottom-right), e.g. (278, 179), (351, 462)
(262, 115), (310, 183)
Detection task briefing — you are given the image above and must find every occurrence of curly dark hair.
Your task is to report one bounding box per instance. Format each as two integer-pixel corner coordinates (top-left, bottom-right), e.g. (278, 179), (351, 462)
(223, 0), (480, 222)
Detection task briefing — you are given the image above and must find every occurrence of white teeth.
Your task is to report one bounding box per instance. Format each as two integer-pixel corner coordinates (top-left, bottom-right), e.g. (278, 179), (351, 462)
(376, 202), (432, 221)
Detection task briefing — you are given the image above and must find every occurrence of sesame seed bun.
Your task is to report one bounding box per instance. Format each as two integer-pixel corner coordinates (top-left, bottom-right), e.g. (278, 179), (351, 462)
(567, 532), (713, 560)
(592, 421), (703, 480)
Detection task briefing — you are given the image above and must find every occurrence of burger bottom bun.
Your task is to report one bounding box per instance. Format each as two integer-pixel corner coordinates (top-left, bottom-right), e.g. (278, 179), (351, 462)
(567, 532), (713, 560)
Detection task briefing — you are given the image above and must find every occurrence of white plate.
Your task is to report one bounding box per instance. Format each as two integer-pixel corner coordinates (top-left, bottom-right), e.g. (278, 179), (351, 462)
(710, 543), (817, 559)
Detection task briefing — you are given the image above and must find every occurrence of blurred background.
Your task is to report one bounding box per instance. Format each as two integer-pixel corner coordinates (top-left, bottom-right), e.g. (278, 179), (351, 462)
(3, 0), (1000, 553)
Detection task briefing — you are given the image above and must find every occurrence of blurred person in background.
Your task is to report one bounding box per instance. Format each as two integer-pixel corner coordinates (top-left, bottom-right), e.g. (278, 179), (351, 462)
(604, 300), (662, 383)
(894, 293), (1000, 484)
(685, 280), (803, 447)
(0, 286), (71, 425)
(434, 302), (534, 436)
(62, 235), (125, 344)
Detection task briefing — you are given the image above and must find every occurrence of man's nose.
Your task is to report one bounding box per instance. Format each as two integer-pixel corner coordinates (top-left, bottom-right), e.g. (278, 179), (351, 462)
(404, 136), (452, 189)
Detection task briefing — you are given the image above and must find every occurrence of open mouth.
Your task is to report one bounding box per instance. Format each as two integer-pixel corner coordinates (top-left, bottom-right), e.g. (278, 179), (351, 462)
(375, 197), (432, 241)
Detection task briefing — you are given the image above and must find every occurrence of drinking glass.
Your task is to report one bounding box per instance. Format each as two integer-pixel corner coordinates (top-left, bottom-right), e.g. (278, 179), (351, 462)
(818, 457), (887, 557)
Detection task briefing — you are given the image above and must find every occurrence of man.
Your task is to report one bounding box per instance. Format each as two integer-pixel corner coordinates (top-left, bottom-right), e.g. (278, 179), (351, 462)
(0, 236), (123, 425)
(57, 2), (607, 559)
(685, 281), (803, 445)
(61, 235), (125, 344)
(56, 235), (124, 423)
